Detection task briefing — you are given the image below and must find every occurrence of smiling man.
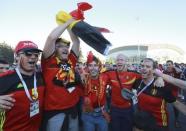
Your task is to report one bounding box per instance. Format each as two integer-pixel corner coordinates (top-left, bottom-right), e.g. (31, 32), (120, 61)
(41, 18), (81, 131)
(104, 54), (141, 131)
(0, 41), (45, 131)
(81, 52), (110, 131)
(133, 58), (175, 131)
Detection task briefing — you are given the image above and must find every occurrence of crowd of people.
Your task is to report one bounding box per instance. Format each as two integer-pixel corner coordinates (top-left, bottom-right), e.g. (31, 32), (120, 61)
(0, 18), (186, 131)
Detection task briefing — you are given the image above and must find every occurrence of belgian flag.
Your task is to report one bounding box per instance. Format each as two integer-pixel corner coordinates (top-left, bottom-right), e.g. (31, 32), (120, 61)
(56, 11), (112, 55)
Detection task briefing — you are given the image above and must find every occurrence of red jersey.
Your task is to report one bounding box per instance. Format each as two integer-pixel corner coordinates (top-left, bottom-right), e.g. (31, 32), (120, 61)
(41, 51), (80, 110)
(84, 73), (108, 108)
(163, 68), (181, 97)
(133, 79), (169, 127)
(106, 70), (141, 108)
(0, 70), (45, 131)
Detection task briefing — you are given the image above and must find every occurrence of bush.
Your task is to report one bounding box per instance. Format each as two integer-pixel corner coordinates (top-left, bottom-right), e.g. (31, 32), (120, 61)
(0, 42), (14, 64)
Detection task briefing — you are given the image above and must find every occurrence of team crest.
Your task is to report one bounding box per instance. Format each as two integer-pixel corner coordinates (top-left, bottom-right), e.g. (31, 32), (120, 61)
(151, 88), (157, 95)
(17, 83), (24, 88)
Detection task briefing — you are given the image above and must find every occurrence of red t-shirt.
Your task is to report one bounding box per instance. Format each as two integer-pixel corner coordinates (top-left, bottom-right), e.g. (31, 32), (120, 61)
(106, 70), (141, 108)
(84, 73), (108, 108)
(0, 70), (45, 131)
(163, 68), (181, 97)
(41, 51), (80, 110)
(133, 79), (169, 127)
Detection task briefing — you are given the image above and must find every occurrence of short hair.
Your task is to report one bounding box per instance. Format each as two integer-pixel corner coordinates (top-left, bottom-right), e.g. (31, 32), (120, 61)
(55, 38), (70, 46)
(142, 58), (157, 69)
(0, 59), (8, 64)
(166, 60), (173, 65)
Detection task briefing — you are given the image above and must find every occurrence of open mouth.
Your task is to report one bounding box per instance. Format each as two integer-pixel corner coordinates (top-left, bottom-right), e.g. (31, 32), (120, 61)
(140, 69), (147, 74)
(62, 50), (68, 55)
(28, 61), (36, 65)
(117, 64), (123, 67)
(62, 51), (68, 55)
(141, 71), (148, 76)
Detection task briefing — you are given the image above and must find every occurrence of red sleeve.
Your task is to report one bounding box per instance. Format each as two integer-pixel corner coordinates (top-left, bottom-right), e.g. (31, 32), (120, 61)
(41, 55), (56, 71)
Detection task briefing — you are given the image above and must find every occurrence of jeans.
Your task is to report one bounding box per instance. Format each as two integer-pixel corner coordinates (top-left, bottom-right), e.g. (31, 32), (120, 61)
(46, 112), (78, 131)
(111, 106), (134, 131)
(82, 112), (108, 131)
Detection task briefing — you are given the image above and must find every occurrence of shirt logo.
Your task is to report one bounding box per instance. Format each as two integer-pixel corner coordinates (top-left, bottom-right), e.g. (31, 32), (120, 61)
(17, 83), (24, 88)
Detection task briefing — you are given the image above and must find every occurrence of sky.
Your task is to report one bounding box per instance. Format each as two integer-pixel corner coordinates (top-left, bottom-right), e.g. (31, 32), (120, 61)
(1, 0), (186, 59)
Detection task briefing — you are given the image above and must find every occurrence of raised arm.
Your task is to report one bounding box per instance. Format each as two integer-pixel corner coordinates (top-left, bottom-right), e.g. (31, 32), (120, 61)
(154, 69), (186, 90)
(67, 28), (80, 57)
(173, 100), (186, 115)
(43, 19), (75, 59)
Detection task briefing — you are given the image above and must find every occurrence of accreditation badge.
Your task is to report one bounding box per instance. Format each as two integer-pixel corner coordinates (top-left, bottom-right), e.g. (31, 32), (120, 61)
(67, 86), (75, 93)
(132, 95), (138, 105)
(30, 100), (39, 117)
(121, 88), (134, 100)
(132, 89), (138, 105)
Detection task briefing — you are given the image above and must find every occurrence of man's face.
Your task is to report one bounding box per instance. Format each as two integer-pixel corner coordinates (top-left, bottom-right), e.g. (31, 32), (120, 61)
(17, 51), (39, 73)
(0, 63), (9, 73)
(116, 55), (127, 71)
(140, 60), (154, 79)
(88, 61), (99, 78)
(166, 62), (173, 72)
(56, 43), (70, 61)
(75, 62), (84, 74)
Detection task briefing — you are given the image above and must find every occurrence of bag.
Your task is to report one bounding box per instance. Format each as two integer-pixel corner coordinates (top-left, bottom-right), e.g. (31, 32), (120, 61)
(121, 88), (135, 100)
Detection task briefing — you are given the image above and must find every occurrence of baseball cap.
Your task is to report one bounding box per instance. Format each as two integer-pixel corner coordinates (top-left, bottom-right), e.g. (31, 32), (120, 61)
(15, 41), (42, 54)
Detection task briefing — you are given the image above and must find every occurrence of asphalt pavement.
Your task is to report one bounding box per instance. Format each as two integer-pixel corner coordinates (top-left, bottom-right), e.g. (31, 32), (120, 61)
(168, 103), (186, 131)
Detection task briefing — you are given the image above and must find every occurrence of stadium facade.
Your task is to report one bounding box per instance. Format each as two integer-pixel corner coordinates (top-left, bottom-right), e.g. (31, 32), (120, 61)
(107, 44), (185, 64)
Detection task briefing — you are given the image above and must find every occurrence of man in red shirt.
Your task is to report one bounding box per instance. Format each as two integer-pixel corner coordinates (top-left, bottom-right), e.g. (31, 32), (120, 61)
(0, 41), (45, 131)
(105, 54), (141, 131)
(163, 60), (182, 128)
(41, 18), (80, 131)
(81, 52), (110, 131)
(133, 58), (175, 131)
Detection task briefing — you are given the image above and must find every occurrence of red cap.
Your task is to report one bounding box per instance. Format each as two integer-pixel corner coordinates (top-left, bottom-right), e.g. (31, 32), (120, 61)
(15, 41), (42, 54)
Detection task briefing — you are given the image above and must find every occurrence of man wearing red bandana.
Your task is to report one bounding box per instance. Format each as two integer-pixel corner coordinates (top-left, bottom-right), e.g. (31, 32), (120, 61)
(41, 18), (81, 131)
(81, 51), (110, 131)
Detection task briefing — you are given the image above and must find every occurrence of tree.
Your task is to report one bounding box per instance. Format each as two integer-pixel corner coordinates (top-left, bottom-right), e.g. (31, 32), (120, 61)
(0, 42), (14, 64)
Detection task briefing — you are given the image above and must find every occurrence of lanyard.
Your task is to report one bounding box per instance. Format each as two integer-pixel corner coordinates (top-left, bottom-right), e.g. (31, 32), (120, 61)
(15, 68), (37, 102)
(137, 78), (154, 96)
(115, 71), (123, 89)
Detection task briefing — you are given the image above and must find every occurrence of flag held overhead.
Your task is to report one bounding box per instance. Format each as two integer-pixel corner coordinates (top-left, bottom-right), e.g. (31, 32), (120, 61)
(56, 4), (112, 55)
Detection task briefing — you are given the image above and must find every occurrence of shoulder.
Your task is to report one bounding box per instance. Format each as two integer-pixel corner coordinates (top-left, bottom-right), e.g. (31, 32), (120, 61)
(0, 70), (19, 94)
(0, 70), (15, 77)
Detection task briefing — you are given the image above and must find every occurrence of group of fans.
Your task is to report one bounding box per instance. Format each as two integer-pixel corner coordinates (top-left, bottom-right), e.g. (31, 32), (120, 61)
(0, 18), (186, 131)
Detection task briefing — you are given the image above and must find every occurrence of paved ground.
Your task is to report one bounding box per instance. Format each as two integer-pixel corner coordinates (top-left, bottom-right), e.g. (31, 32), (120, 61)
(79, 102), (186, 131)
(168, 103), (186, 131)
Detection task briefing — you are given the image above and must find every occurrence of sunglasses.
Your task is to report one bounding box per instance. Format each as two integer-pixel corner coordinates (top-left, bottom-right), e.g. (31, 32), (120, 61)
(19, 51), (40, 58)
(56, 44), (70, 48)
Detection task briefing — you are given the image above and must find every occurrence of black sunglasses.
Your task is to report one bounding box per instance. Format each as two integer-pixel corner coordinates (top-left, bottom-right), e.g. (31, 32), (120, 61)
(20, 51), (40, 58)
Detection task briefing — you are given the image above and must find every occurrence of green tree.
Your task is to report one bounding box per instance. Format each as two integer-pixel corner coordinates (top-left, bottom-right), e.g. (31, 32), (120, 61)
(0, 42), (14, 64)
